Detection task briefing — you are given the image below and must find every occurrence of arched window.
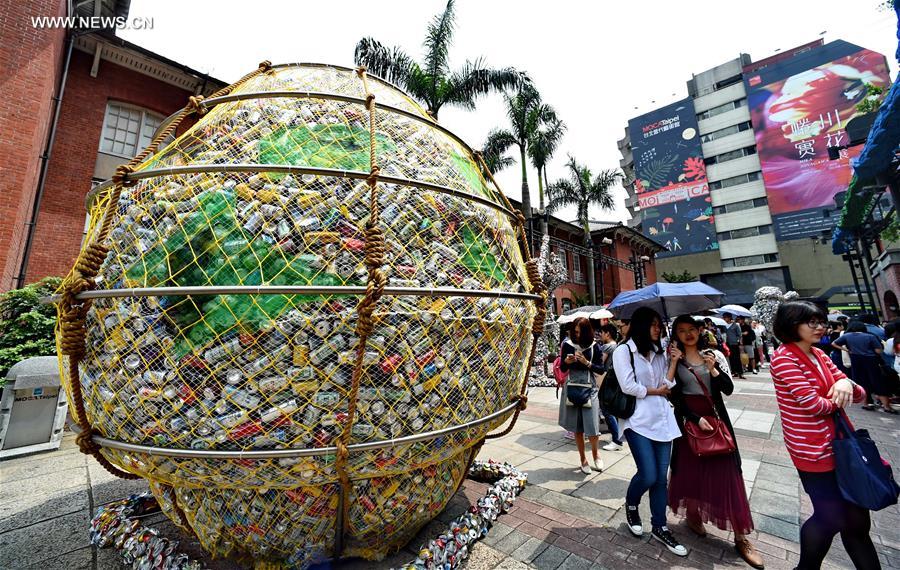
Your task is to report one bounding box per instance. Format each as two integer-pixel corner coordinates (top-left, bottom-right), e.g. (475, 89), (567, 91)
(884, 290), (899, 319)
(99, 102), (166, 158)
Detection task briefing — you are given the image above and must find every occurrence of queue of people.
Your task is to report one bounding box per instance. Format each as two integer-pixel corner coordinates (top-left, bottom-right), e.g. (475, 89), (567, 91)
(554, 303), (896, 569)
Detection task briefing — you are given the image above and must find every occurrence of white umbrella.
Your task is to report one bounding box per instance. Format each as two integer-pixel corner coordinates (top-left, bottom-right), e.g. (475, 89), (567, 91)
(557, 305), (608, 324)
(827, 312), (848, 322)
(715, 304), (753, 318)
(694, 315), (726, 327)
(589, 309), (614, 320)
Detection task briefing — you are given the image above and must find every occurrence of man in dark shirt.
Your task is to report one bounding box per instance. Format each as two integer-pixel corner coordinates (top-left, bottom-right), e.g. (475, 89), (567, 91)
(738, 316), (757, 374)
(723, 312), (745, 379)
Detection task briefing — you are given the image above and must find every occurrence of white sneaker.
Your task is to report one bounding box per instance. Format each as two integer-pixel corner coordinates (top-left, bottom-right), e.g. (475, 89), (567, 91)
(580, 462), (591, 474)
(602, 442), (622, 451)
(652, 526), (688, 556)
(592, 457), (604, 472)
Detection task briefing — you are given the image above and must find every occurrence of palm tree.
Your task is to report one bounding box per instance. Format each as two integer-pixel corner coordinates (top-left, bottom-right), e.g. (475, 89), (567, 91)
(548, 157), (623, 304)
(528, 115), (566, 236)
(482, 84), (557, 245)
(481, 132), (516, 175)
(353, 0), (525, 119)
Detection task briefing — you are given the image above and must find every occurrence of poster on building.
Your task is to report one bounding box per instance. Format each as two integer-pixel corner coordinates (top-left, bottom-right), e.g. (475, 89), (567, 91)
(744, 41), (891, 240)
(628, 99), (716, 258)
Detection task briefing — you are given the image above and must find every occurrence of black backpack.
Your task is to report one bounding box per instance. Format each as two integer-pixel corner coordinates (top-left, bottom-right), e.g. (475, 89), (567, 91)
(599, 345), (637, 419)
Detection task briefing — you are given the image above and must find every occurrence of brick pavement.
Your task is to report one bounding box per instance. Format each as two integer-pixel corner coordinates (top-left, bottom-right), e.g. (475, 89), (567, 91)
(1, 368), (899, 569)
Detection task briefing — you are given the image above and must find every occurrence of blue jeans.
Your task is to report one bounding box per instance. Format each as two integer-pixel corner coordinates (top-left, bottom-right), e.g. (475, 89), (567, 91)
(624, 429), (672, 528)
(601, 406), (622, 444)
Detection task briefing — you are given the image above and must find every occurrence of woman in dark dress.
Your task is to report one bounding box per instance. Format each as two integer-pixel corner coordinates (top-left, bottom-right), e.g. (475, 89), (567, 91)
(667, 316), (763, 569)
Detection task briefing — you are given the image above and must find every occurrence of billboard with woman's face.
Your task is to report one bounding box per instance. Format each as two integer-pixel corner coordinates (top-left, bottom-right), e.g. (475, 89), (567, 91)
(744, 41), (890, 240)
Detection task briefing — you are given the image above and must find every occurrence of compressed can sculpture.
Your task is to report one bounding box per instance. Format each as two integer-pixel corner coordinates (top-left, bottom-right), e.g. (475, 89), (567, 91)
(56, 62), (542, 568)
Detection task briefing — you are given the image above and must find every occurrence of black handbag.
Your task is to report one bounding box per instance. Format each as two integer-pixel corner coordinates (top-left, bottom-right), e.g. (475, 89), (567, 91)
(599, 347), (636, 419)
(833, 411), (900, 511)
(565, 345), (596, 408)
(565, 381), (593, 407)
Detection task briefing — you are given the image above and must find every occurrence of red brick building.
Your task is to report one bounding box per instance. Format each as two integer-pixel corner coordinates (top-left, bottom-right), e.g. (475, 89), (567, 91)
(544, 220), (662, 314)
(2, 0), (225, 289)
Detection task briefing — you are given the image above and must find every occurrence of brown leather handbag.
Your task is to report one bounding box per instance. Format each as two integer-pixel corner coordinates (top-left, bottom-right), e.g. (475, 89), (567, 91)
(680, 363), (736, 457)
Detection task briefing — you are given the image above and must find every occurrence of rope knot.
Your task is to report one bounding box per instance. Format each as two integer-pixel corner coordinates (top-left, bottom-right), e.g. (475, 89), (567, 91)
(75, 243), (109, 279)
(366, 166), (380, 187)
(363, 224), (386, 268)
(111, 164), (135, 187)
(365, 93), (376, 110)
(514, 211), (526, 229)
(187, 95), (207, 116)
(258, 60), (272, 71)
(516, 394), (528, 411)
(76, 427), (101, 455)
(525, 259), (541, 289)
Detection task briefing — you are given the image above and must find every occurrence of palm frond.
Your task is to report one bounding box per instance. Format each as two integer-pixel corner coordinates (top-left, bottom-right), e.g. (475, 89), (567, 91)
(424, 0), (456, 95)
(482, 129), (517, 174)
(589, 169), (623, 211)
(527, 111), (565, 170)
(354, 38), (415, 88)
(546, 179), (578, 213)
(443, 59), (526, 113)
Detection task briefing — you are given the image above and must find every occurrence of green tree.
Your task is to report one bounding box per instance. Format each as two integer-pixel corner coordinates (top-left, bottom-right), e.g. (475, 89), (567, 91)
(548, 157), (622, 304)
(856, 84), (886, 114)
(0, 277), (61, 386)
(353, 0), (525, 119)
(529, 115), (567, 236)
(483, 84), (558, 238)
(661, 270), (697, 283)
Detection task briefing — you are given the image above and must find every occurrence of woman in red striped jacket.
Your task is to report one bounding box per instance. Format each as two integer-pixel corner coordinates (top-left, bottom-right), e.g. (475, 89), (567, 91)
(770, 301), (879, 569)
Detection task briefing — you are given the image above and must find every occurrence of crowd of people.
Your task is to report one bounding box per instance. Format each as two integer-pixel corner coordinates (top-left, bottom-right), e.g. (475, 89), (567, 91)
(554, 303), (899, 569)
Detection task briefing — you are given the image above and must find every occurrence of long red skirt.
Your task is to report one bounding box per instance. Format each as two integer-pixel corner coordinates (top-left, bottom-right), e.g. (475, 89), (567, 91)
(668, 395), (754, 534)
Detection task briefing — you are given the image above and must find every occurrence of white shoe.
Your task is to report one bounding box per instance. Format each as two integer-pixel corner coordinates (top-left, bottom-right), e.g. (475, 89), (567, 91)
(592, 457), (604, 472)
(602, 442), (622, 451)
(580, 462), (591, 474)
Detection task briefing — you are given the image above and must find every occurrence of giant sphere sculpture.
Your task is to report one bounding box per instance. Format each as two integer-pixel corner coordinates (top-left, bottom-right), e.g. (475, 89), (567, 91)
(56, 62), (543, 568)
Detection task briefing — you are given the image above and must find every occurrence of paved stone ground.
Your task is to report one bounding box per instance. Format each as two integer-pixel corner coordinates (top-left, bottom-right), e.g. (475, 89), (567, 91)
(2, 368), (899, 569)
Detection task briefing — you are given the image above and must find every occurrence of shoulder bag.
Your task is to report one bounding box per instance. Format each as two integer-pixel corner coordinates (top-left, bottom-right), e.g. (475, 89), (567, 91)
(680, 363), (736, 457)
(833, 411), (900, 511)
(565, 344), (596, 408)
(599, 346), (636, 419)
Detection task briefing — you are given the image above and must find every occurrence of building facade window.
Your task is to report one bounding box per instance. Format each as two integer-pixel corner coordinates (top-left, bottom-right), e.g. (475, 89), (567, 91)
(721, 253), (779, 268)
(572, 253), (585, 284)
(100, 102), (165, 158)
(708, 171), (761, 190)
(715, 74), (743, 90)
(712, 197), (768, 215)
(697, 98), (747, 121)
(716, 224), (772, 241)
(701, 121), (752, 143)
(704, 145), (756, 166)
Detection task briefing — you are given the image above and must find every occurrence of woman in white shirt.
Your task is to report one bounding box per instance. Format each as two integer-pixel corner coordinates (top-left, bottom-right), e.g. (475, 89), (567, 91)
(611, 306), (686, 556)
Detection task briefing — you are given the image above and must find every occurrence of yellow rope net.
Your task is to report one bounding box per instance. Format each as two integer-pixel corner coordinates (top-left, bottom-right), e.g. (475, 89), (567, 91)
(55, 62), (544, 568)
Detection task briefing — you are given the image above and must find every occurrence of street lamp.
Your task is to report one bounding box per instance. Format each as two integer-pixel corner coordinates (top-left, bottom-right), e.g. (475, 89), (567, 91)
(597, 237), (613, 304)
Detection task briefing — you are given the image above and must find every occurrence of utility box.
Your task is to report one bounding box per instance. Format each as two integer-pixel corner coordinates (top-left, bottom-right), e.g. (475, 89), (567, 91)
(0, 356), (68, 459)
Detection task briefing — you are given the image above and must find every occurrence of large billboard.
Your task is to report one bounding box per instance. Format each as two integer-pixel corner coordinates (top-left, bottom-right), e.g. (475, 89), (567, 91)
(628, 99), (717, 258)
(744, 41), (891, 240)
